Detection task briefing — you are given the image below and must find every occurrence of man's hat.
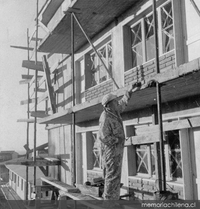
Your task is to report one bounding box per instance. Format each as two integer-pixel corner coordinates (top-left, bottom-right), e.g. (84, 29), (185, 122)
(102, 93), (117, 106)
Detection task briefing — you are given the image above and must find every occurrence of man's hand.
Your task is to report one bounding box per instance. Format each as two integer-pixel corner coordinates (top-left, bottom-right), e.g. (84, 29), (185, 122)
(128, 81), (141, 93)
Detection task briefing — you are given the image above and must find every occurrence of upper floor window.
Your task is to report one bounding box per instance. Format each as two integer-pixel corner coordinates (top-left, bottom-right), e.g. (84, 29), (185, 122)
(90, 41), (112, 87)
(161, 2), (174, 53)
(128, 1), (174, 71)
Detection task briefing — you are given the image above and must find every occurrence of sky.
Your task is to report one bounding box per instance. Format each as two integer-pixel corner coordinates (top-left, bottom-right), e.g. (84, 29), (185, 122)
(0, 0), (47, 154)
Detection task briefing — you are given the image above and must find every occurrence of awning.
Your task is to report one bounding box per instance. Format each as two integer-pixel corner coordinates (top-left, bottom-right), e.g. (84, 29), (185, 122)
(38, 0), (140, 54)
(38, 59), (200, 125)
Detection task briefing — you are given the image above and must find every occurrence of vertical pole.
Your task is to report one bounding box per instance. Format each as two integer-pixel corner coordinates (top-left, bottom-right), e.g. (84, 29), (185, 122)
(25, 29), (30, 201)
(34, 0), (39, 187)
(152, 0), (166, 191)
(71, 13), (76, 185)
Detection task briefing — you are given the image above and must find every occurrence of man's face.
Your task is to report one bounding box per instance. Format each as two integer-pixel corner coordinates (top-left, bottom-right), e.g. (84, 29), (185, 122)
(110, 99), (119, 111)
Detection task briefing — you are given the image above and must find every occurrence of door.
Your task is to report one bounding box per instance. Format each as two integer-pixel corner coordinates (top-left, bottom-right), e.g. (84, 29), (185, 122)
(190, 127), (200, 200)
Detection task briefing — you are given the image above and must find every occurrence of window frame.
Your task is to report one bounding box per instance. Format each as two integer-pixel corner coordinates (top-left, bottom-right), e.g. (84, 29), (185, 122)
(91, 131), (103, 171)
(127, 0), (174, 71)
(90, 40), (113, 87)
(133, 130), (183, 183)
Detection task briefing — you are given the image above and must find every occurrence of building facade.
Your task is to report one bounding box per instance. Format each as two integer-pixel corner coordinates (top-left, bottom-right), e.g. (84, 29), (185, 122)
(20, 0), (200, 200)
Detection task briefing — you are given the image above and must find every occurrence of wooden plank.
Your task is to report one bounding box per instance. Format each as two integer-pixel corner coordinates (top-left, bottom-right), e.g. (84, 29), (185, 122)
(59, 190), (97, 201)
(37, 88), (46, 92)
(30, 111), (48, 118)
(126, 117), (200, 146)
(38, 20), (50, 33)
(130, 131), (160, 145)
(44, 157), (60, 162)
(20, 98), (36, 105)
(21, 74), (34, 79)
(22, 60), (43, 71)
(24, 143), (48, 153)
(17, 118), (35, 123)
(41, 177), (80, 193)
(10, 45), (34, 51)
(21, 159), (60, 167)
(19, 79), (31, 84)
(76, 184), (101, 198)
(42, 55), (56, 113)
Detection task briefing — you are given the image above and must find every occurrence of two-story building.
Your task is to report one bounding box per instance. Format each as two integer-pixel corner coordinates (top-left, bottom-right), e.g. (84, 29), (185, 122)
(19, 0), (200, 200)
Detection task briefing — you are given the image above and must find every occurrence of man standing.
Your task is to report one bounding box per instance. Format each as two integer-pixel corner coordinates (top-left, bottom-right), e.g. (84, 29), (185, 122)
(99, 82), (141, 200)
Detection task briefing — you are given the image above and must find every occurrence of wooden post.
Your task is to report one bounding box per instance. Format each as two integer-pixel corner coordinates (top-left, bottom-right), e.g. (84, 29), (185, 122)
(34, 0), (39, 188)
(153, 0), (166, 192)
(25, 28), (30, 201)
(71, 12), (76, 186)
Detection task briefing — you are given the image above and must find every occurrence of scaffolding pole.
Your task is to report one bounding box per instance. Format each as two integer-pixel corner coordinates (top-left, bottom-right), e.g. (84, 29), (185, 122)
(153, 0), (166, 192)
(25, 28), (30, 201)
(34, 0), (39, 187)
(71, 13), (76, 186)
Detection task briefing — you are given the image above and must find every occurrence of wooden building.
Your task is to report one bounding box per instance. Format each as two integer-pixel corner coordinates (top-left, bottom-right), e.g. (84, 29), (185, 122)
(18, 0), (200, 201)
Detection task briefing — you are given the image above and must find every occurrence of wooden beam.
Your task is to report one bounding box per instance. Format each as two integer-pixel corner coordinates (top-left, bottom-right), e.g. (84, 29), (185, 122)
(30, 111), (48, 118)
(20, 98), (36, 105)
(39, 166), (48, 176)
(37, 88), (46, 93)
(130, 132), (160, 145)
(19, 79), (32, 84)
(22, 60), (43, 71)
(21, 159), (60, 167)
(22, 74), (34, 79)
(38, 20), (50, 33)
(31, 37), (43, 42)
(17, 118), (35, 123)
(24, 143), (48, 153)
(10, 45), (34, 51)
(125, 116), (200, 146)
(42, 55), (56, 113)
(40, 177), (80, 193)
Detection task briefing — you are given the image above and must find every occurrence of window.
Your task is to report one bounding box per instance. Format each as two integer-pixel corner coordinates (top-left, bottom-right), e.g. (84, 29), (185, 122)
(136, 144), (156, 177)
(134, 130), (182, 181)
(165, 130), (182, 180)
(127, 1), (174, 71)
(145, 14), (155, 61)
(161, 2), (174, 53)
(90, 41), (112, 87)
(21, 179), (23, 191)
(92, 132), (102, 170)
(14, 174), (16, 183)
(131, 22), (143, 67)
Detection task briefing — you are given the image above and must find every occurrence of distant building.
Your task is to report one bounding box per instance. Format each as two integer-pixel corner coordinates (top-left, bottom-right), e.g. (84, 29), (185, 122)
(6, 165), (45, 200)
(0, 151), (18, 183)
(0, 151), (18, 162)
